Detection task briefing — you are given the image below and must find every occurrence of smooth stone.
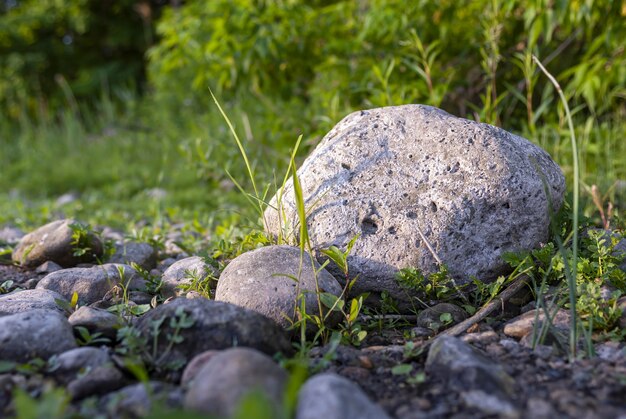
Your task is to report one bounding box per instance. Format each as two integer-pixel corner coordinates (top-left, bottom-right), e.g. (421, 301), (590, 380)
(0, 309), (76, 362)
(184, 347), (288, 417)
(416, 303), (468, 331)
(0, 289), (67, 316)
(136, 298), (292, 371)
(100, 381), (183, 417)
(215, 245), (343, 330)
(12, 219), (103, 268)
(68, 306), (121, 339)
(503, 308), (570, 338)
(0, 226), (24, 245)
(35, 261), (63, 274)
(461, 390), (520, 418)
(426, 335), (515, 398)
(36, 263), (144, 305)
(67, 364), (128, 400)
(161, 256), (218, 298)
(296, 372), (391, 419)
(48, 347), (111, 384)
(264, 105), (565, 304)
(108, 242), (158, 271)
(181, 350), (220, 386)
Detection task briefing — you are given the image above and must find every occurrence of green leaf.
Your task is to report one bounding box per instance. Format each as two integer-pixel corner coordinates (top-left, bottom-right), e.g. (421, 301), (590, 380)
(391, 363), (413, 375)
(319, 292), (344, 312)
(70, 291), (79, 309)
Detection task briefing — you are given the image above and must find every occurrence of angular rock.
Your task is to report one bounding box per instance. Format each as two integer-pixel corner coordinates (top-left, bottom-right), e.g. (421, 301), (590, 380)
(0, 309), (76, 362)
(12, 219), (103, 268)
(36, 263), (143, 305)
(426, 335), (515, 398)
(68, 306), (121, 339)
(0, 289), (67, 316)
(49, 347), (111, 384)
(503, 308), (570, 338)
(215, 245), (343, 330)
(161, 256), (217, 298)
(416, 303), (468, 331)
(108, 242), (158, 271)
(264, 105), (565, 304)
(296, 373), (391, 419)
(136, 298), (292, 370)
(184, 347), (288, 417)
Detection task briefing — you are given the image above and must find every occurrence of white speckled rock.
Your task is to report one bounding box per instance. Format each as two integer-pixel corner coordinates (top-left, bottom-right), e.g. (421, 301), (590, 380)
(215, 245), (343, 330)
(264, 105), (565, 304)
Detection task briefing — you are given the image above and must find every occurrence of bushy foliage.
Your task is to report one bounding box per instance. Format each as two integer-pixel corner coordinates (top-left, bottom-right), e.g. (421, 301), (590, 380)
(0, 0), (164, 119)
(148, 0), (625, 131)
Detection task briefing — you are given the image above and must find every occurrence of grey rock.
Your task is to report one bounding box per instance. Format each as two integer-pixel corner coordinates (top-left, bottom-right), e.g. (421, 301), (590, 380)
(416, 303), (468, 331)
(215, 245), (343, 330)
(67, 363), (128, 400)
(49, 347), (111, 384)
(296, 372), (390, 419)
(12, 219), (103, 268)
(426, 335), (515, 398)
(0, 309), (76, 362)
(161, 256), (217, 298)
(184, 347), (288, 417)
(68, 306), (121, 339)
(36, 263), (144, 305)
(100, 381), (183, 418)
(136, 298), (292, 371)
(503, 308), (570, 338)
(108, 242), (158, 271)
(264, 105), (565, 304)
(0, 226), (24, 245)
(461, 390), (519, 418)
(35, 261), (63, 274)
(0, 289), (67, 316)
(181, 350), (220, 386)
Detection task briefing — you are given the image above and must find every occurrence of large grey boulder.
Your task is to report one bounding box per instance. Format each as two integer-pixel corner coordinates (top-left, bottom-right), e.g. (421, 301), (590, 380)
(215, 245), (343, 330)
(36, 263), (143, 305)
(12, 219), (103, 268)
(184, 347), (288, 417)
(296, 373), (391, 419)
(0, 309), (77, 362)
(136, 298), (292, 370)
(264, 105), (565, 303)
(0, 289), (67, 316)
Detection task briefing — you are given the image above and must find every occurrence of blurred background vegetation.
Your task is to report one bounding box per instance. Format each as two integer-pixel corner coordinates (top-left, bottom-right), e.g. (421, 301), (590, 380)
(0, 0), (624, 232)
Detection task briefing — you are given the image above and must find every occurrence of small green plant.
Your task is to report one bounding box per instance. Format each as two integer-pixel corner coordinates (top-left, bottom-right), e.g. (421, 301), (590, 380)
(54, 291), (79, 315)
(68, 221), (96, 258)
(395, 264), (463, 306)
(74, 326), (112, 347)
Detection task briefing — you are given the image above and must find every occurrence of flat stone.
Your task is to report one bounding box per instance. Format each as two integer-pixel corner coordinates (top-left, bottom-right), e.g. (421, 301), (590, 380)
(503, 308), (570, 338)
(12, 219), (103, 268)
(297, 373), (391, 419)
(161, 256), (217, 298)
(36, 263), (144, 305)
(0, 289), (67, 316)
(0, 309), (76, 362)
(215, 245), (343, 330)
(108, 242), (158, 271)
(68, 306), (121, 339)
(136, 298), (292, 371)
(184, 347), (288, 417)
(49, 347), (111, 384)
(426, 335), (515, 398)
(264, 105), (565, 305)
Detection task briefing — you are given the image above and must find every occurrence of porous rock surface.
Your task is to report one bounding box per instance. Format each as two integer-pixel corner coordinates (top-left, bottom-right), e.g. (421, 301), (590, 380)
(12, 219), (103, 268)
(215, 245), (343, 329)
(264, 105), (565, 303)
